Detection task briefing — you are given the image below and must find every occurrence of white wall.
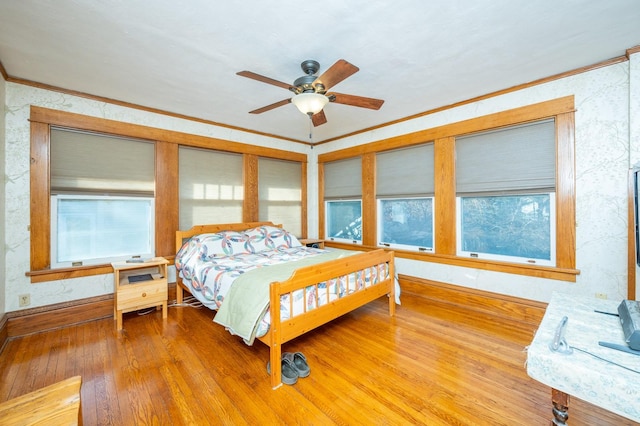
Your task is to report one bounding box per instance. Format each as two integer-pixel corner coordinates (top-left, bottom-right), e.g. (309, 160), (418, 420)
(3, 53), (638, 313)
(0, 72), (6, 317)
(631, 51), (640, 301)
(627, 51), (640, 301)
(314, 57), (637, 304)
(3, 84), (309, 312)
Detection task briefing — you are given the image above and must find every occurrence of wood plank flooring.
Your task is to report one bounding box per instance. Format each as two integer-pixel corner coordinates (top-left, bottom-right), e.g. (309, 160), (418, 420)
(0, 291), (636, 425)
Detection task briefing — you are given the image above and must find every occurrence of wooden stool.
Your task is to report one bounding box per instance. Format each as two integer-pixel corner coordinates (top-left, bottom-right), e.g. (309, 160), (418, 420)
(0, 375), (82, 425)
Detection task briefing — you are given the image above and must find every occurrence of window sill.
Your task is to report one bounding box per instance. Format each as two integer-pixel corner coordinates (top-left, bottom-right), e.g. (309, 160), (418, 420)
(27, 264), (114, 283)
(27, 256), (175, 283)
(325, 242), (579, 282)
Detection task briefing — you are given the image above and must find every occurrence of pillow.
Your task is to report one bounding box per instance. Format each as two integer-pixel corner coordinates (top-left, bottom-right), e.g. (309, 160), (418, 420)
(198, 231), (251, 257)
(244, 225), (301, 252)
(176, 226), (302, 273)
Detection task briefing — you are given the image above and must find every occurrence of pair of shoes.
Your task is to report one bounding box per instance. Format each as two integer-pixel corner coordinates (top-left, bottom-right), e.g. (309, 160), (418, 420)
(282, 352), (310, 378)
(266, 357), (299, 385)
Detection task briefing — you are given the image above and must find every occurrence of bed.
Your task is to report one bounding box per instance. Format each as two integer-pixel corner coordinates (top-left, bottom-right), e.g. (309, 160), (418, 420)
(174, 221), (396, 388)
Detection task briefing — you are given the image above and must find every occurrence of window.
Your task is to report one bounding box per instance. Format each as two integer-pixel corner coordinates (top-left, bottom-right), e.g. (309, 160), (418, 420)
(324, 157), (362, 243)
(30, 106), (310, 281)
(258, 157), (302, 236)
(316, 97), (576, 280)
(457, 194), (555, 264)
(378, 198), (434, 251)
(326, 200), (362, 242)
(50, 128), (155, 267)
(376, 144), (434, 251)
(179, 147), (243, 230)
(455, 120), (556, 265)
(51, 195), (154, 267)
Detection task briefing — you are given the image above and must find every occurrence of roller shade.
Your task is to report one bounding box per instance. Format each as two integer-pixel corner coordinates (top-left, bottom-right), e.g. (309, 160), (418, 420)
(179, 146), (243, 230)
(258, 157), (302, 236)
(377, 143), (434, 197)
(456, 119), (555, 194)
(324, 157), (361, 199)
(50, 128), (154, 195)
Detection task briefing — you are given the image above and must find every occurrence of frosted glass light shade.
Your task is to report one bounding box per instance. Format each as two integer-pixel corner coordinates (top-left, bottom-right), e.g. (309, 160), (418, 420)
(291, 93), (329, 115)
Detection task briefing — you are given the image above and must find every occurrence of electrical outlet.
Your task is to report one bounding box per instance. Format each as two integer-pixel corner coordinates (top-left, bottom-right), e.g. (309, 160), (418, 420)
(595, 293), (608, 300)
(19, 294), (30, 307)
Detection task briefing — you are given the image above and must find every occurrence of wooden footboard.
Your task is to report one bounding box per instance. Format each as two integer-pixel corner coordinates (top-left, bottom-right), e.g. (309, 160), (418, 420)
(257, 249), (395, 389)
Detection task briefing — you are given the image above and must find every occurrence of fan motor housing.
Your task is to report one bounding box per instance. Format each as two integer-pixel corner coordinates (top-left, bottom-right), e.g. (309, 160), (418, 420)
(293, 75), (318, 93)
(291, 60), (325, 94)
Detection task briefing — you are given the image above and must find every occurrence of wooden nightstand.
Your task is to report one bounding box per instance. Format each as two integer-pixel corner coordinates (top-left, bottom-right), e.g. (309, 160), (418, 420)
(299, 238), (325, 249)
(111, 257), (169, 330)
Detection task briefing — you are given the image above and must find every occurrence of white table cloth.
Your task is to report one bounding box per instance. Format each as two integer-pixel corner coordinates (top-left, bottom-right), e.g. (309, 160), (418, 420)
(527, 292), (640, 423)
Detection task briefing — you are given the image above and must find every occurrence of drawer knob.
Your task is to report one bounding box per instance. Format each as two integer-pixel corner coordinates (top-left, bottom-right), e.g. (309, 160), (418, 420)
(142, 292), (147, 297)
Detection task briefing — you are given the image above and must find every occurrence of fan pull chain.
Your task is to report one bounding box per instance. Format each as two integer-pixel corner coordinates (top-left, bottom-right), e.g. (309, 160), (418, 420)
(308, 112), (314, 143)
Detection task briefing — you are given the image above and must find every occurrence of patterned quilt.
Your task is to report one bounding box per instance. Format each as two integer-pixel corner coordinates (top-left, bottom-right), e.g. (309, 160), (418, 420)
(174, 225), (390, 343)
(175, 226), (318, 310)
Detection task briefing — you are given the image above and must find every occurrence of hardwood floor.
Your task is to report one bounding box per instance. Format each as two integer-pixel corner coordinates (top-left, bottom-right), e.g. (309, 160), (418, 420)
(0, 291), (636, 425)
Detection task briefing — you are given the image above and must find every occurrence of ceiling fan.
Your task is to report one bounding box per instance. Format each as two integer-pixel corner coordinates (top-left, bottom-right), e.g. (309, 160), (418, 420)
(237, 59), (384, 127)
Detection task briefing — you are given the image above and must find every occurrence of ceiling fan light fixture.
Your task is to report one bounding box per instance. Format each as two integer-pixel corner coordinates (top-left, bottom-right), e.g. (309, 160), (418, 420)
(291, 92), (329, 115)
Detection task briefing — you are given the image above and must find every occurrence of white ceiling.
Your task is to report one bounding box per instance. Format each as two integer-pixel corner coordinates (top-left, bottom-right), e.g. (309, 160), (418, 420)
(1, 1), (639, 143)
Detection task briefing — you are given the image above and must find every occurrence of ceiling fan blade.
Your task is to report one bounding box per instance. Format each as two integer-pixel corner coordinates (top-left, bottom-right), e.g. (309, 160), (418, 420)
(313, 59), (359, 91)
(311, 110), (327, 127)
(249, 98), (291, 114)
(328, 92), (384, 110)
(237, 71), (294, 91)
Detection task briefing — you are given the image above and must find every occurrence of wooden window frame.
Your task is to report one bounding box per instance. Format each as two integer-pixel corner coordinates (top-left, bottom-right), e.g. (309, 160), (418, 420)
(318, 96), (579, 282)
(27, 106), (307, 283)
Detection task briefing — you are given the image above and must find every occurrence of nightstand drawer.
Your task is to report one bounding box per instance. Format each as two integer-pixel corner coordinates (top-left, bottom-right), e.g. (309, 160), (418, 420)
(117, 280), (167, 311)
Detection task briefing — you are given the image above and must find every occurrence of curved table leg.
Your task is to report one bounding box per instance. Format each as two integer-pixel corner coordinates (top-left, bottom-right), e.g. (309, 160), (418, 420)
(551, 388), (569, 426)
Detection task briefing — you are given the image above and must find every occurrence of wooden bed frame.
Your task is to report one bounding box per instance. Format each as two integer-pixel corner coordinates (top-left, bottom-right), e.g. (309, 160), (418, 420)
(175, 222), (396, 389)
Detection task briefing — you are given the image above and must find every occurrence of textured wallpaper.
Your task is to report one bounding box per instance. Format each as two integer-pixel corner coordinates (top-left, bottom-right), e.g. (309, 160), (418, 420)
(0, 72), (5, 317)
(315, 57), (636, 303)
(2, 53), (638, 311)
(3, 87), (305, 311)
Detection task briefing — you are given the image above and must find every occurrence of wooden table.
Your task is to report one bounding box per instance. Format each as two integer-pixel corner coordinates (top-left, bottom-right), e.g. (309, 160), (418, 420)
(526, 292), (640, 424)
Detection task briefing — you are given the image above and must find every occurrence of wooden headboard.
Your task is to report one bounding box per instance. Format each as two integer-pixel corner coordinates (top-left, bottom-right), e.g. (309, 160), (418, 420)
(175, 221), (282, 252)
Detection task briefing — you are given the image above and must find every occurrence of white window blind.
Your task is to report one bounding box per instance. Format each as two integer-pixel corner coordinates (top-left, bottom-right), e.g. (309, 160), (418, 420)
(258, 157), (302, 236)
(50, 128), (155, 195)
(179, 146), (243, 230)
(324, 157), (361, 199)
(456, 119), (556, 194)
(376, 143), (434, 197)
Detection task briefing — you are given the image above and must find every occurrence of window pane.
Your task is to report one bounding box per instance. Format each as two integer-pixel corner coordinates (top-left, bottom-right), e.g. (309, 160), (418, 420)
(326, 200), (362, 242)
(379, 198), (434, 251)
(52, 195), (154, 266)
(458, 194), (554, 264)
